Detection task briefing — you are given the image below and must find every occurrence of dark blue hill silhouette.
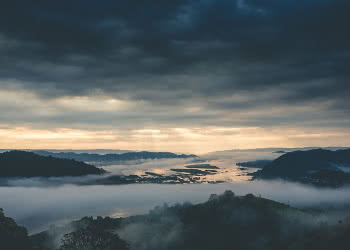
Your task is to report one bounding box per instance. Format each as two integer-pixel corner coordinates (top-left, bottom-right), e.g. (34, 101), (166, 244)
(33, 150), (196, 163)
(254, 149), (350, 184)
(0, 151), (105, 177)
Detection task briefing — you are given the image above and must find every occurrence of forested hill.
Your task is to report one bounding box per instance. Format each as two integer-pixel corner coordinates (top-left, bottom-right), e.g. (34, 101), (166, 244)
(255, 149), (350, 178)
(31, 191), (350, 250)
(33, 150), (197, 163)
(0, 151), (105, 177)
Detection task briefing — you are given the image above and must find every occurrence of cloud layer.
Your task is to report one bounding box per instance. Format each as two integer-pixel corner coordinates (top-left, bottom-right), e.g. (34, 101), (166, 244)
(0, 0), (349, 152)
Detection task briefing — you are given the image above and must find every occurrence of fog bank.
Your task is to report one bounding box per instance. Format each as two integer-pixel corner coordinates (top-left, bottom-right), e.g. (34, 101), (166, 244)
(1, 181), (350, 233)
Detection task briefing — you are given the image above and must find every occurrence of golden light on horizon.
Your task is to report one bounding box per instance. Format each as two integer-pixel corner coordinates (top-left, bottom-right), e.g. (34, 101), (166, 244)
(1, 125), (349, 155)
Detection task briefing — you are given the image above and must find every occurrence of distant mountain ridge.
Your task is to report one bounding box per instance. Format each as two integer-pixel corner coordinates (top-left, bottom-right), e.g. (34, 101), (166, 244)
(0, 151), (105, 177)
(32, 150), (197, 164)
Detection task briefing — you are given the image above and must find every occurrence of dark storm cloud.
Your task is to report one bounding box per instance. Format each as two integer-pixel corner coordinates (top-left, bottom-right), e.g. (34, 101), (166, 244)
(0, 0), (349, 110)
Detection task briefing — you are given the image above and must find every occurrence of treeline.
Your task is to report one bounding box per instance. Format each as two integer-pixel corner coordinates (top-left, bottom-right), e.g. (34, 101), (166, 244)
(0, 208), (129, 250)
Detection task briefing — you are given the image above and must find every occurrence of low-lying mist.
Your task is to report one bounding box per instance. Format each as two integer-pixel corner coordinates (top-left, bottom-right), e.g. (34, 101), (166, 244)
(32, 190), (350, 250)
(2, 180), (350, 233)
(2, 149), (350, 236)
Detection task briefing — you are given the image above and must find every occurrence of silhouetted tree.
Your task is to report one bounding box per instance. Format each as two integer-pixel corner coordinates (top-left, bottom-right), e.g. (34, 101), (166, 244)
(59, 226), (129, 250)
(0, 208), (34, 250)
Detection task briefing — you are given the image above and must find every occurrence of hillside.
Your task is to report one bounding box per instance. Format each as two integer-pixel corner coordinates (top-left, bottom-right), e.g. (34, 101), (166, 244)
(1, 190), (346, 250)
(0, 151), (105, 177)
(253, 149), (350, 185)
(0, 208), (34, 250)
(32, 191), (315, 250)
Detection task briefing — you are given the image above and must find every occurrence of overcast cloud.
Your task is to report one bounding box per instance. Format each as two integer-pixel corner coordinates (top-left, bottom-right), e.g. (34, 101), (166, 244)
(0, 0), (349, 153)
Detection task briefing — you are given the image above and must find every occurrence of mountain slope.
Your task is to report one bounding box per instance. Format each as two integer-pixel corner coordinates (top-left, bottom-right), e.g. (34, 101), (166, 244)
(32, 191), (314, 250)
(0, 151), (105, 177)
(253, 149), (350, 186)
(255, 149), (350, 178)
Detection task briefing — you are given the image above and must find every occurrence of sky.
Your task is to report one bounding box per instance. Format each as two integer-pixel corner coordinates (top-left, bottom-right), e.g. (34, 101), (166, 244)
(0, 0), (349, 154)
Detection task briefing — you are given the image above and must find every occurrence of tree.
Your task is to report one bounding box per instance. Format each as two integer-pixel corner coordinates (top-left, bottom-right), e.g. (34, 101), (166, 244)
(0, 208), (34, 250)
(59, 226), (129, 250)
